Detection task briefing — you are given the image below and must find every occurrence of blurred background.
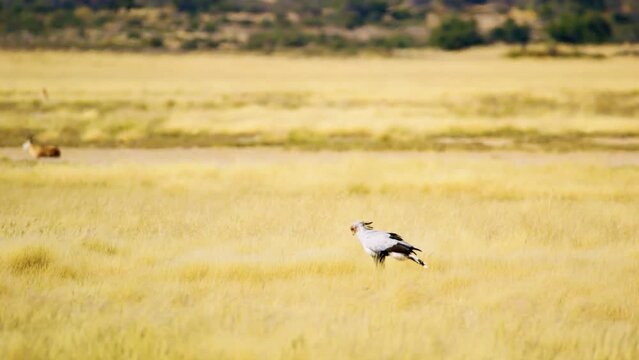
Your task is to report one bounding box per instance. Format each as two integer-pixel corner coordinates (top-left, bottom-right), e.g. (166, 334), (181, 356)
(1, 0), (638, 151)
(0, 0), (638, 53)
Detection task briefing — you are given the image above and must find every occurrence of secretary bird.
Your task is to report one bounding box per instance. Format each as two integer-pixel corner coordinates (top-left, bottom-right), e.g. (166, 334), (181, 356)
(350, 221), (428, 269)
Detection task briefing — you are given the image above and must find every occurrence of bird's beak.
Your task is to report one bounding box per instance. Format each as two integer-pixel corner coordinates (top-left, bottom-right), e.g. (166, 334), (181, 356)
(350, 226), (356, 235)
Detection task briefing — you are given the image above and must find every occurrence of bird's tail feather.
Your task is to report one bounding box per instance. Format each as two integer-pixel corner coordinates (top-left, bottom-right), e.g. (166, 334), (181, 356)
(408, 253), (428, 269)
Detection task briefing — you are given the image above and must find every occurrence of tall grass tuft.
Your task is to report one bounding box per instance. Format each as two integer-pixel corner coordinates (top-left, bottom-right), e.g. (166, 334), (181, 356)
(8, 246), (53, 275)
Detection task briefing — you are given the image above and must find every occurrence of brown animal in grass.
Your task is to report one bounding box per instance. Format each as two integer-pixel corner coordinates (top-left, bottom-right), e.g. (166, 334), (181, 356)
(22, 137), (61, 158)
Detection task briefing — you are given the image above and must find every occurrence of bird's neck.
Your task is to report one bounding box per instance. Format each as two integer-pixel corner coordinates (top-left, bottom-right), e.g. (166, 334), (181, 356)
(356, 227), (371, 237)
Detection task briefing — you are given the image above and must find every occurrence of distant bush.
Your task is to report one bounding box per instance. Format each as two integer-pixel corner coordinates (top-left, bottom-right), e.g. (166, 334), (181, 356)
(612, 22), (639, 43)
(260, 18), (275, 28)
(49, 10), (84, 29)
(172, 0), (217, 14)
(342, 0), (389, 28)
(125, 17), (143, 28)
(317, 34), (355, 51)
(202, 38), (220, 49)
(91, 12), (113, 28)
(490, 18), (531, 47)
(203, 20), (219, 33)
(429, 17), (483, 50)
(0, 0), (632, 52)
(186, 15), (200, 31)
(127, 29), (141, 39)
(506, 46), (606, 59)
(390, 8), (413, 21)
(0, 0), (135, 13)
(612, 12), (633, 24)
(575, 0), (606, 11)
(181, 38), (200, 50)
(245, 31), (277, 51)
(179, 37), (218, 50)
(147, 35), (164, 48)
(302, 16), (325, 27)
(245, 29), (316, 51)
(2, 12), (45, 34)
(371, 34), (418, 49)
(547, 12), (612, 44)
(611, 13), (639, 42)
(283, 31), (314, 47)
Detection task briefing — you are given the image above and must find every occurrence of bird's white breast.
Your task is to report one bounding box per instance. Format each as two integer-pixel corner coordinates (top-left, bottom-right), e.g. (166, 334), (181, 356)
(356, 230), (396, 253)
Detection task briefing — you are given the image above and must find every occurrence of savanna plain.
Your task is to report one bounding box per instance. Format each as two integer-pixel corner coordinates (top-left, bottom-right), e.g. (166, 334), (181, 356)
(1, 48), (639, 359)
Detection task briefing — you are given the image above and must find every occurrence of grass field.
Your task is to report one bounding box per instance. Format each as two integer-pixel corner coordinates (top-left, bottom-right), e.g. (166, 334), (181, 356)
(1, 47), (639, 150)
(1, 47), (639, 358)
(1, 149), (638, 359)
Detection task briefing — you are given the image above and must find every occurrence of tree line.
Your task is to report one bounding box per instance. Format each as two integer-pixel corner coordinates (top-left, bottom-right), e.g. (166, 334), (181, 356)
(0, 0), (637, 51)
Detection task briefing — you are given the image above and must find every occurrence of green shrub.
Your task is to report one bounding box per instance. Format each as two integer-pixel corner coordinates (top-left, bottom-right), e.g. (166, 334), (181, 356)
(172, 0), (215, 14)
(547, 12), (612, 44)
(342, 0), (389, 28)
(49, 10), (84, 29)
(260, 18), (275, 28)
(91, 12), (113, 28)
(302, 16), (324, 27)
(612, 22), (639, 43)
(127, 29), (141, 39)
(391, 8), (413, 21)
(3, 12), (45, 34)
(245, 29), (316, 51)
(371, 34), (417, 49)
(181, 38), (200, 50)
(201, 38), (220, 49)
(125, 17), (143, 28)
(429, 17), (483, 50)
(148, 35), (164, 48)
(317, 34), (355, 51)
(490, 18), (530, 47)
(187, 15), (199, 31)
(203, 20), (218, 33)
(245, 31), (278, 51)
(282, 31), (314, 47)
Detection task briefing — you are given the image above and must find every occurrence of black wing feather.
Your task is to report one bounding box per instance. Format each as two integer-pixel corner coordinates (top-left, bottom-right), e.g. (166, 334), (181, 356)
(387, 232), (421, 252)
(385, 243), (416, 255)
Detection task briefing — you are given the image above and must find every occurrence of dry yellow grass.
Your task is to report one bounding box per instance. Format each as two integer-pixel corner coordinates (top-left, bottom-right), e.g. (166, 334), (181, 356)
(1, 48), (638, 149)
(0, 149), (638, 359)
(1, 47), (638, 358)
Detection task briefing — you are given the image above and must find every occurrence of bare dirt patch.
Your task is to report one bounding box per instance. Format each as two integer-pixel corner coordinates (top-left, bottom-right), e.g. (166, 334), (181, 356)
(2, 147), (639, 167)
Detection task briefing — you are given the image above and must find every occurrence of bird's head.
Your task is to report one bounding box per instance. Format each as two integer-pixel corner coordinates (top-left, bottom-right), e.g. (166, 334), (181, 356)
(350, 220), (373, 235)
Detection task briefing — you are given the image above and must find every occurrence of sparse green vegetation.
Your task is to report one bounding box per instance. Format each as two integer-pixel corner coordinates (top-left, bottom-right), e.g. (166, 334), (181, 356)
(490, 18), (531, 48)
(245, 28), (316, 51)
(147, 35), (164, 48)
(429, 17), (483, 50)
(547, 12), (613, 44)
(0, 0), (637, 52)
(505, 45), (607, 59)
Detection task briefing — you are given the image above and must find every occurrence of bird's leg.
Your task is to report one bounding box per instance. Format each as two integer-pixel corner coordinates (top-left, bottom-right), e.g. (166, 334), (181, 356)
(373, 252), (386, 268)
